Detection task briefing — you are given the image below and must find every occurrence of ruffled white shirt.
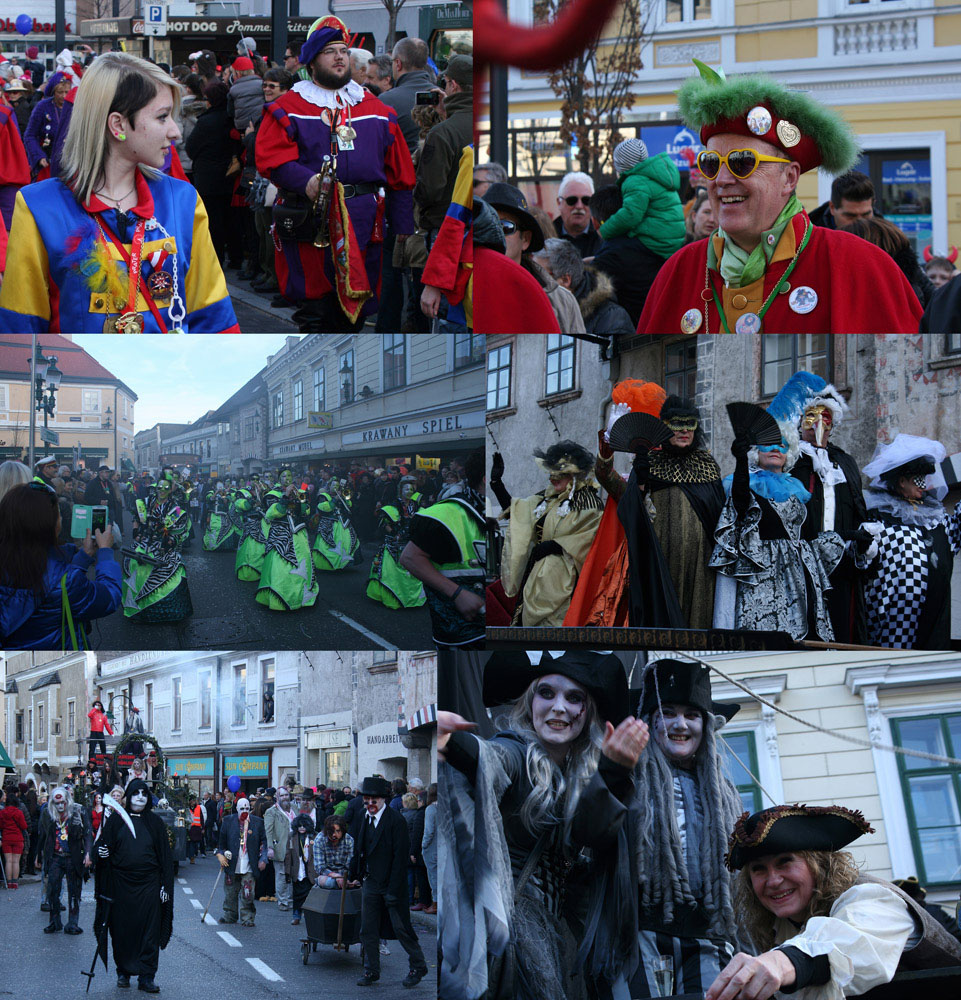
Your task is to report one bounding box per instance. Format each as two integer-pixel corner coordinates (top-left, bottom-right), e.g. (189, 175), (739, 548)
(773, 882), (917, 1000)
(291, 78), (365, 110)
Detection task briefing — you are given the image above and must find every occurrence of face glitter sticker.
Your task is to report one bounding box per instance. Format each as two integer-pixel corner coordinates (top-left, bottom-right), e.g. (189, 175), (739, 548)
(777, 120), (801, 147)
(746, 106), (772, 136)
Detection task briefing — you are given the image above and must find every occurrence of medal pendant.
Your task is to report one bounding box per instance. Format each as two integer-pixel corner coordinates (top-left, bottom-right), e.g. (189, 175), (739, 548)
(680, 307), (702, 334)
(148, 270), (174, 302)
(734, 312), (761, 335)
(337, 124), (357, 142)
(115, 311), (145, 334)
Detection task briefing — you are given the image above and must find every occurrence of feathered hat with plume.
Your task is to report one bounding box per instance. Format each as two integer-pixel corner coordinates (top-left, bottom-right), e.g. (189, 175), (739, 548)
(766, 370), (826, 470)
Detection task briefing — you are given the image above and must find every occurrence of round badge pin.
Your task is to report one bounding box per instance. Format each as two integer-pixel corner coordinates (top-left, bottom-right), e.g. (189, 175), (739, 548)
(746, 106), (772, 136)
(788, 286), (818, 315)
(680, 308), (702, 333)
(735, 312), (761, 334)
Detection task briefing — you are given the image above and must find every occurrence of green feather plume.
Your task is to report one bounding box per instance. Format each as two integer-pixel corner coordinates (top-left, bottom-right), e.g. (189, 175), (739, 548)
(678, 70), (860, 175)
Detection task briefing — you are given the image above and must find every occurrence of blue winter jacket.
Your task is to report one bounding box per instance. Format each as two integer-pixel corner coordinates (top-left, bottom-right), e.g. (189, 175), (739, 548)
(0, 545), (122, 649)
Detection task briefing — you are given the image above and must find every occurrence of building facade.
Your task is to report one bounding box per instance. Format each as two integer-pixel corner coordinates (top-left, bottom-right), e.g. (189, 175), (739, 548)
(482, 0), (961, 256)
(209, 368), (268, 478)
(134, 422), (191, 475)
(262, 333), (485, 473)
(2, 651), (95, 792)
(161, 412), (232, 479)
(0, 334), (137, 471)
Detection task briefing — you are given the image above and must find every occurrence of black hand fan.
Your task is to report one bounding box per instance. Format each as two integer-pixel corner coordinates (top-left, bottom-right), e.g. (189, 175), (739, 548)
(725, 402), (783, 447)
(608, 412), (673, 453)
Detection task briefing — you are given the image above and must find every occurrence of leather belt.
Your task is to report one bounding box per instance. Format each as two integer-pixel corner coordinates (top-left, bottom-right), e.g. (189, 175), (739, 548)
(342, 182), (379, 198)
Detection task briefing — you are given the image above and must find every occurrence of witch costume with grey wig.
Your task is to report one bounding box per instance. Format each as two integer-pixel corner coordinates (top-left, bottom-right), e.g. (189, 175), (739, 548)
(593, 659), (742, 1000)
(439, 651), (640, 1000)
(497, 440), (603, 626)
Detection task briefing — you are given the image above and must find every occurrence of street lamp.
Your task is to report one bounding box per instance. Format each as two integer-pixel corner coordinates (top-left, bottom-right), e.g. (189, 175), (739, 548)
(30, 342), (62, 459)
(339, 357), (353, 404)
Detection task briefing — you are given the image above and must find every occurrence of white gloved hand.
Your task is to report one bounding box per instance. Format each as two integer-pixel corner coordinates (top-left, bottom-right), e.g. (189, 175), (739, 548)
(160, 888), (169, 903)
(604, 402), (632, 442)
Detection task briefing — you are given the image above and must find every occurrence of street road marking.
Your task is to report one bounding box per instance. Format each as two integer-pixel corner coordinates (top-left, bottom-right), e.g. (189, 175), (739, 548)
(178, 878), (187, 884)
(217, 931), (242, 948)
(203, 914), (218, 926)
(327, 608), (396, 650)
(190, 898), (203, 909)
(182, 887), (194, 895)
(246, 958), (284, 982)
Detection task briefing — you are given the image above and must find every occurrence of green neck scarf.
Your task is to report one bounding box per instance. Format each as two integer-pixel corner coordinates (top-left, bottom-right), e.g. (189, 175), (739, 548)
(714, 193), (803, 288)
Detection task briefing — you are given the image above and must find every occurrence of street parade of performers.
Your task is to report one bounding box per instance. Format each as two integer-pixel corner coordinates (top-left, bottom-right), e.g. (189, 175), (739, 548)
(0, 19), (473, 334)
(439, 651), (961, 1000)
(488, 369), (961, 650)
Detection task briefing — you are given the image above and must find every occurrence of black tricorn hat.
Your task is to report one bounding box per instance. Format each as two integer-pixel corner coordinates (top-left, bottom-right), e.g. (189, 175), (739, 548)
(639, 659), (740, 722)
(725, 803), (874, 871)
(359, 776), (392, 799)
(483, 650), (630, 726)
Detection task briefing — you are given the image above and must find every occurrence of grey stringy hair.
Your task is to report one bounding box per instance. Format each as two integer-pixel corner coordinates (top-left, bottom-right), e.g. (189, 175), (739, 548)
(500, 679), (604, 845)
(633, 706), (741, 941)
(46, 784), (78, 823)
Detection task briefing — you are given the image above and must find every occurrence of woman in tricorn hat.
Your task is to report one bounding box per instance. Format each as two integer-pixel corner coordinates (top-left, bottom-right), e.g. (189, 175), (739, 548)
(706, 803), (961, 1000)
(438, 650), (649, 999)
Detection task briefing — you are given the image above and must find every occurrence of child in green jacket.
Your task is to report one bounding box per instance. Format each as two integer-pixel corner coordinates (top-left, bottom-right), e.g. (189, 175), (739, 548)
(600, 138), (687, 258)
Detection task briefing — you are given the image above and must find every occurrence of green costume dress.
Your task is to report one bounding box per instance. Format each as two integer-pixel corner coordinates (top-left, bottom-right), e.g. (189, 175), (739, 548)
(203, 490), (237, 551)
(312, 492), (361, 571)
(122, 493), (193, 622)
(234, 490), (267, 582)
(255, 490), (319, 611)
(366, 505), (426, 609)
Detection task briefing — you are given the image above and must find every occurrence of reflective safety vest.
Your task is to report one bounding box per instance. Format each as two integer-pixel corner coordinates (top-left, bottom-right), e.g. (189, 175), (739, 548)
(190, 804), (203, 828)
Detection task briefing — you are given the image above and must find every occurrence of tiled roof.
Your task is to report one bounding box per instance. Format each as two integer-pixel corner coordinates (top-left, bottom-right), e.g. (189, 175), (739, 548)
(0, 335), (118, 380)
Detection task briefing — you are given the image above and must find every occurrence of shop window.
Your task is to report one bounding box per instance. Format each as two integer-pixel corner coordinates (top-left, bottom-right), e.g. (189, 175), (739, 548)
(233, 664), (247, 726)
(383, 334), (407, 390)
(487, 344), (512, 410)
(545, 335), (575, 396)
(325, 750), (350, 788)
(664, 338), (697, 400)
(718, 731), (764, 813)
(892, 713), (961, 885)
(761, 336), (832, 397)
(261, 659), (275, 724)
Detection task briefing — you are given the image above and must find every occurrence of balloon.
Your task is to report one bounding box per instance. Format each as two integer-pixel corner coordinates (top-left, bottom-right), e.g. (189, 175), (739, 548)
(227, 775), (241, 793)
(15, 14), (32, 35)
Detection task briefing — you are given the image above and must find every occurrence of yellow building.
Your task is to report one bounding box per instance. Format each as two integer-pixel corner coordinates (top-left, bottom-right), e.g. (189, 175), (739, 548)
(0, 335), (137, 471)
(481, 0), (961, 255)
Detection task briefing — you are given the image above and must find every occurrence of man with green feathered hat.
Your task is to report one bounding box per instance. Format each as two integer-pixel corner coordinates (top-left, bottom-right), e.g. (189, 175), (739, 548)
(637, 62), (923, 334)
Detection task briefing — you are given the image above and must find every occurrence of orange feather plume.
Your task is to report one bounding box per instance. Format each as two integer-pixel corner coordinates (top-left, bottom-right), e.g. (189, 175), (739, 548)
(612, 379), (667, 417)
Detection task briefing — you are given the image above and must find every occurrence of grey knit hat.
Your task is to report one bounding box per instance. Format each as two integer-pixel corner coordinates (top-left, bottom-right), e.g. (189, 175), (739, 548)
(613, 137), (649, 174)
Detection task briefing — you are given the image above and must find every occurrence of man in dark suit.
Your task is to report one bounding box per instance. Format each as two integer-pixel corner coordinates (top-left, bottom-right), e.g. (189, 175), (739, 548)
(216, 797), (268, 927)
(351, 776), (429, 988)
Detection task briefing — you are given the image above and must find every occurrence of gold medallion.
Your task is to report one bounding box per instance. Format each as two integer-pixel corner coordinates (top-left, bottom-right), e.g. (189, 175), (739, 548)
(114, 311), (145, 334)
(336, 124), (357, 143)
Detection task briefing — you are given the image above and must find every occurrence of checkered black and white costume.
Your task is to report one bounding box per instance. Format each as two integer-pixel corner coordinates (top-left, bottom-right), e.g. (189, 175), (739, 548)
(864, 491), (961, 649)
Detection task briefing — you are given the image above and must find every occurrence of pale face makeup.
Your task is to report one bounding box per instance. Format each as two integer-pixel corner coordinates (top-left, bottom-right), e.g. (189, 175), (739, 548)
(129, 790), (148, 813)
(531, 674), (589, 761)
(652, 702), (704, 766)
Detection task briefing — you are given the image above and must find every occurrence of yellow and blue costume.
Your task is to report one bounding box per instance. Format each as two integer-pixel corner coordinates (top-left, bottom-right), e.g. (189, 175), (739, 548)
(0, 168), (239, 333)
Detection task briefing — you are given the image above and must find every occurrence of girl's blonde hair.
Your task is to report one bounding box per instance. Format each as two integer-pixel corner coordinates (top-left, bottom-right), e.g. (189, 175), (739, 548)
(734, 849), (861, 952)
(61, 52), (181, 205)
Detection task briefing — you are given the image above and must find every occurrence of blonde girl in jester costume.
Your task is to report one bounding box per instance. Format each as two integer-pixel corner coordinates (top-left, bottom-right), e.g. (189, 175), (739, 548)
(0, 52), (239, 333)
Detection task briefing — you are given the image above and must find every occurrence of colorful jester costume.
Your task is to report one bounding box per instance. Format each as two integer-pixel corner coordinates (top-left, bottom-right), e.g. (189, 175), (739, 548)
(256, 485), (319, 611)
(0, 168), (239, 333)
(366, 505), (426, 609)
(122, 483), (193, 622)
(311, 489), (361, 571)
(234, 489), (267, 582)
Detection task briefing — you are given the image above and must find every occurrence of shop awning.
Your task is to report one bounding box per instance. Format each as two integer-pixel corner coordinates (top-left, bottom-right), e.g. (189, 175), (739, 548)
(0, 740), (13, 769)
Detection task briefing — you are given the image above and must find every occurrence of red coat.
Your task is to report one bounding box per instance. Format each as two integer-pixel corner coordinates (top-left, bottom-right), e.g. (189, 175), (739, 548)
(474, 247), (560, 333)
(638, 211), (923, 334)
(0, 803), (28, 853)
(87, 707), (113, 736)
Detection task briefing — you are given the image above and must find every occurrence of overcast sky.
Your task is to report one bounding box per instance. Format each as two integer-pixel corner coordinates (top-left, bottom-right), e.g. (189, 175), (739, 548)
(72, 335), (297, 428)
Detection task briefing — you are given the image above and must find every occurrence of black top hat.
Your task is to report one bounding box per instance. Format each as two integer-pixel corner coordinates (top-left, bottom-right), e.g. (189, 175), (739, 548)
(480, 183), (546, 252)
(483, 650), (630, 726)
(639, 659), (740, 722)
(359, 776), (391, 799)
(725, 803), (874, 871)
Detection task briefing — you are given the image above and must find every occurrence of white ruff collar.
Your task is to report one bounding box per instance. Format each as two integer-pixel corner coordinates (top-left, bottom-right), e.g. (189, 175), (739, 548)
(292, 78), (365, 110)
(798, 441), (847, 486)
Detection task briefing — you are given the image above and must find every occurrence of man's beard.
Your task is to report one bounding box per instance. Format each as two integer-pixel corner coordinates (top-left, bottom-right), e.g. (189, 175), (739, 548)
(311, 62), (352, 90)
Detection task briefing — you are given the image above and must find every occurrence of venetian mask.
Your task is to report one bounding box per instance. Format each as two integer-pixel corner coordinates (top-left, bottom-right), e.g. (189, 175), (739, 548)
(801, 405), (833, 447)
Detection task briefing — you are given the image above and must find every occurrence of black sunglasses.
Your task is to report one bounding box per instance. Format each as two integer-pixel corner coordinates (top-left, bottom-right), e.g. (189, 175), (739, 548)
(562, 195), (591, 207)
(500, 219), (518, 235)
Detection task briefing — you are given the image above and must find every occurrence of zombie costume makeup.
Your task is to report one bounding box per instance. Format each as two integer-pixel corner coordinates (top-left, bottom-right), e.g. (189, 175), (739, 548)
(39, 786), (91, 933)
(594, 660), (743, 1000)
(861, 435), (961, 648)
(94, 779), (173, 992)
(497, 440), (603, 626)
(255, 486), (319, 612)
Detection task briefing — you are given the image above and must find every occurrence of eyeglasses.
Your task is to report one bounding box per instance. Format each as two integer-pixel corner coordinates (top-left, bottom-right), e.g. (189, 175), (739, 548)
(696, 148), (792, 180)
(500, 219), (518, 235)
(561, 195), (591, 207)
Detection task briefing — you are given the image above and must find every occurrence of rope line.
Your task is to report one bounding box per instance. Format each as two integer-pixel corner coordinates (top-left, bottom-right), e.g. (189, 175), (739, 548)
(717, 734), (778, 805)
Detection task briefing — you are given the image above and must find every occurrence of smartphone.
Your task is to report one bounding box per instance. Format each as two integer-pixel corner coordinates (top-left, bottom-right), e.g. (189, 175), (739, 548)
(70, 504), (108, 537)
(415, 91), (440, 106)
(91, 506), (108, 534)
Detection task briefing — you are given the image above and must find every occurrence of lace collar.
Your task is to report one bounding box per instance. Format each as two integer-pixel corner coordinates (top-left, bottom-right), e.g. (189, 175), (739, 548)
(291, 78), (365, 110)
